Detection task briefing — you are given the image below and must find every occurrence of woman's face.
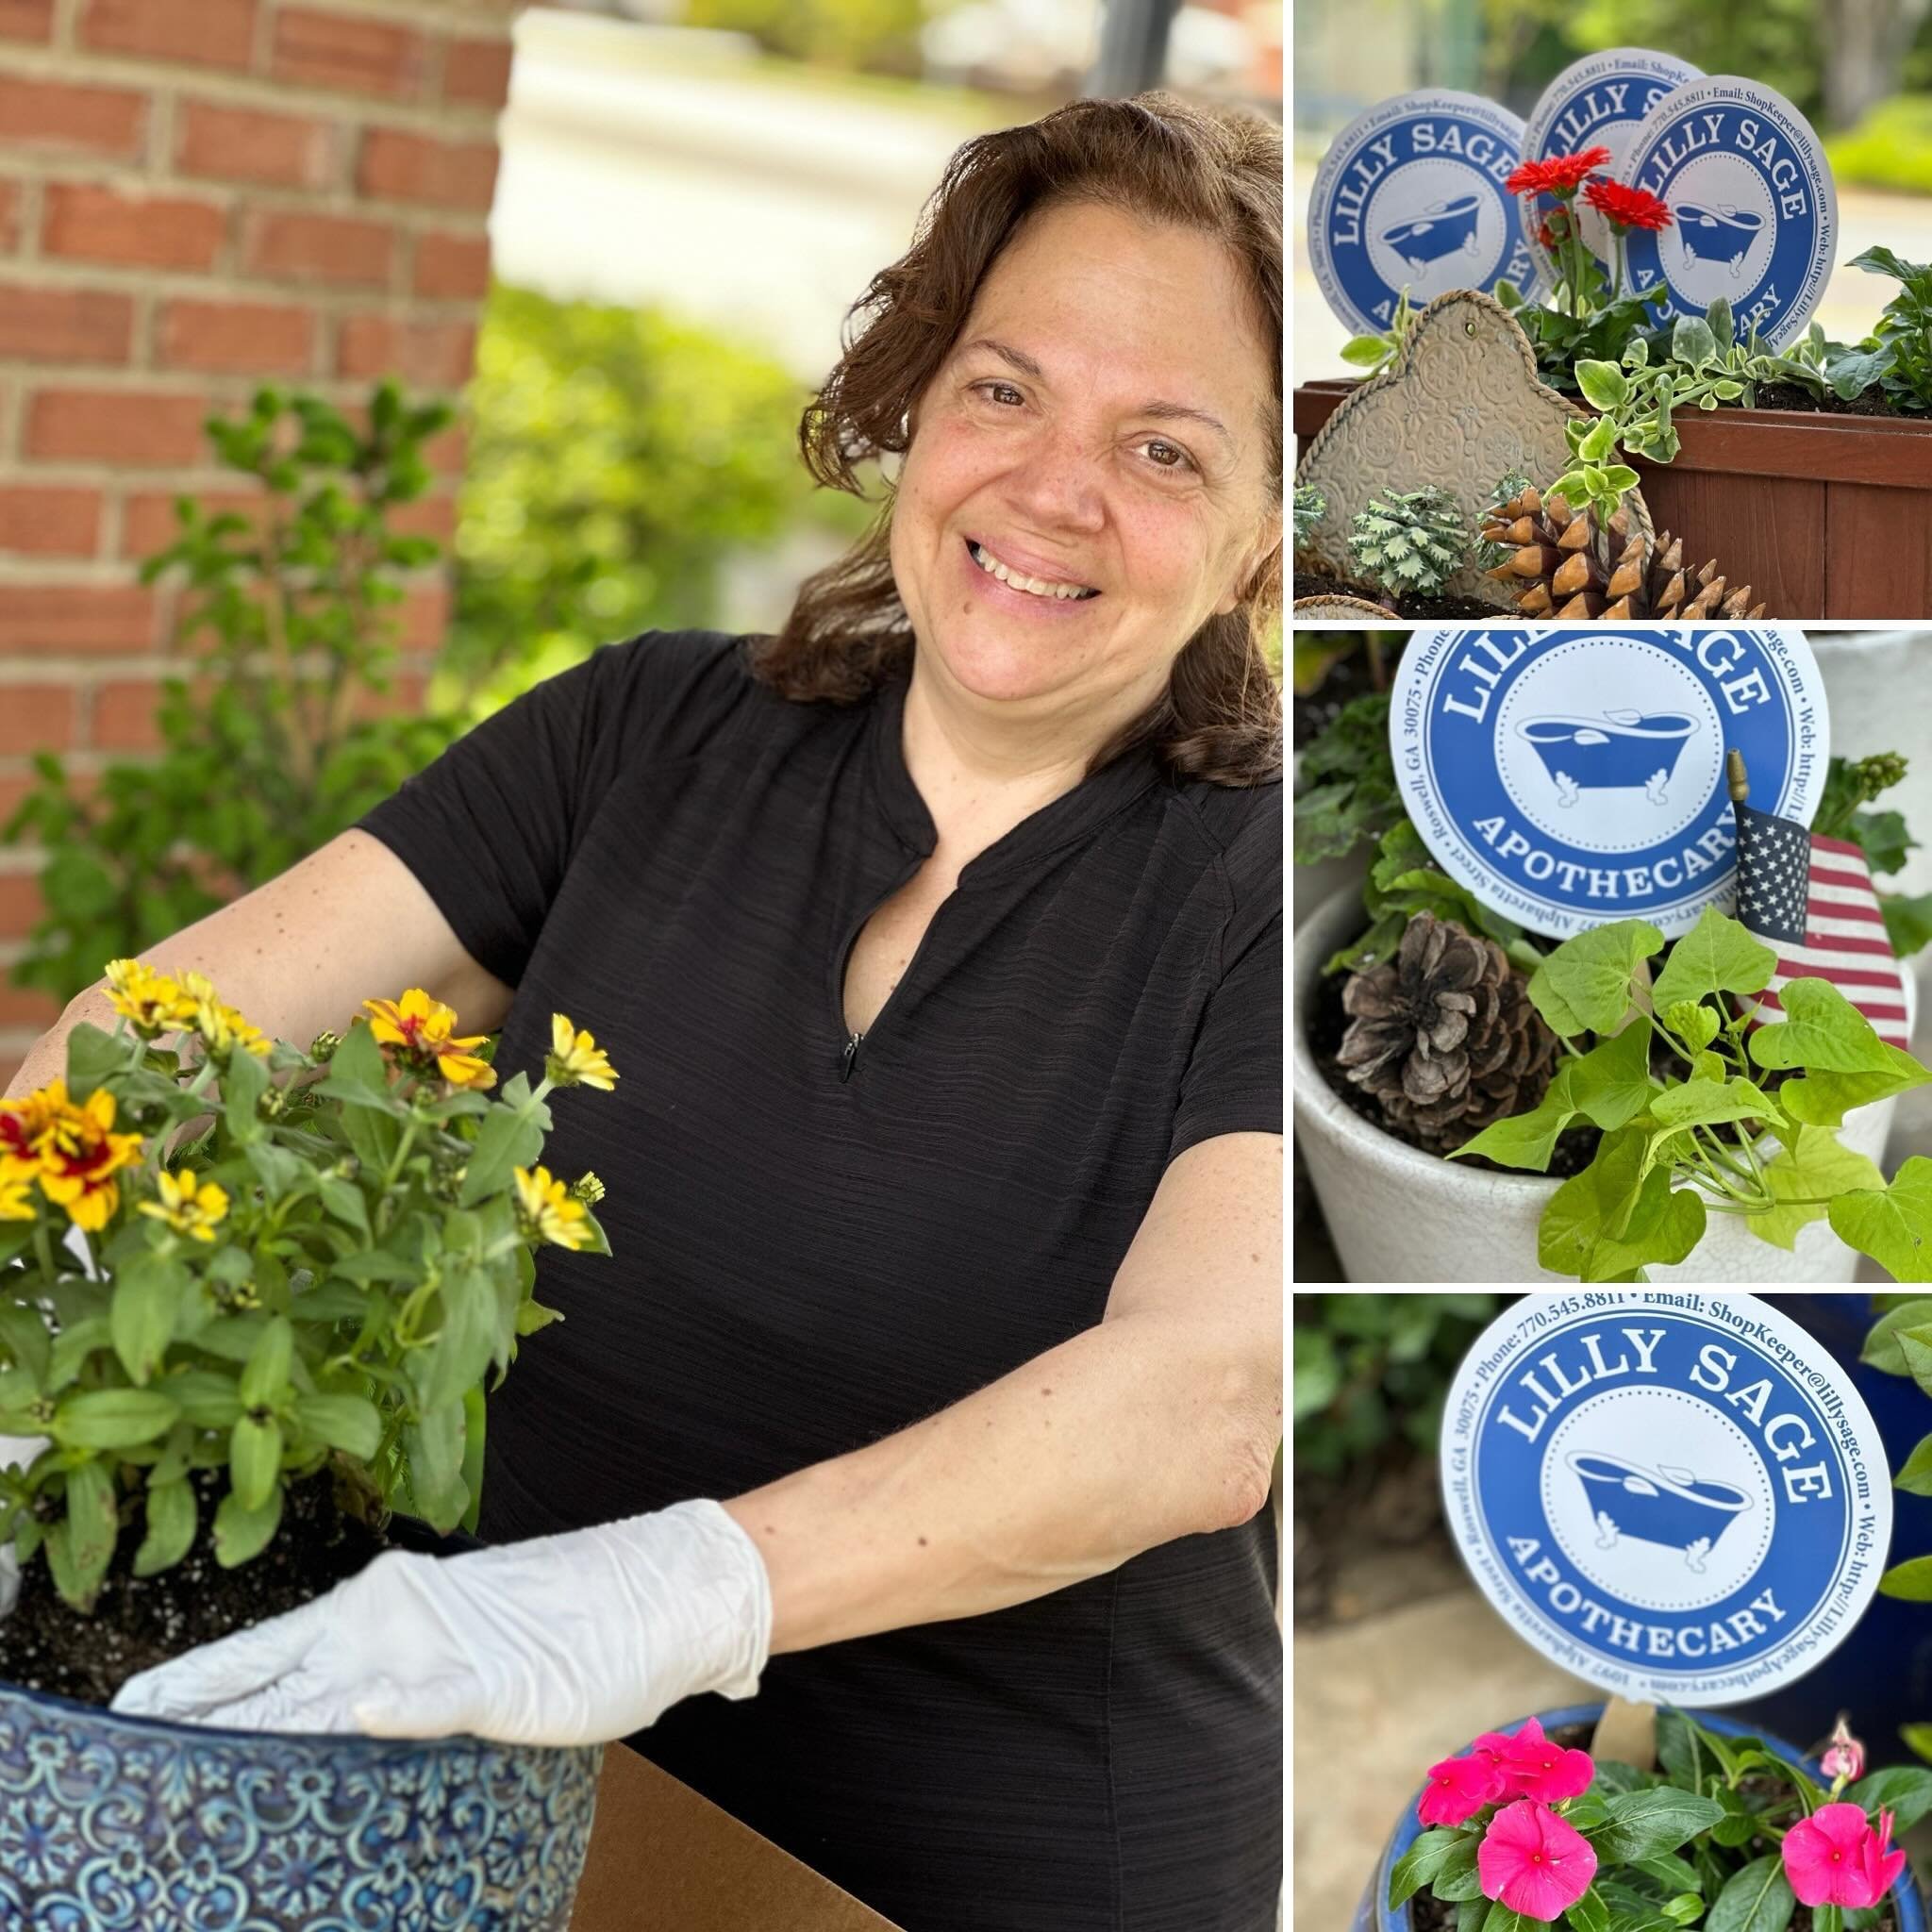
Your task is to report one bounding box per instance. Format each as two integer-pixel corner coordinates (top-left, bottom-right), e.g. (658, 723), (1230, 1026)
(890, 199), (1278, 722)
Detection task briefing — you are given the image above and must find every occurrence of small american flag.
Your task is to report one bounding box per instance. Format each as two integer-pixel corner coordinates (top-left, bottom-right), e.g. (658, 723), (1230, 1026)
(1730, 764), (1909, 1049)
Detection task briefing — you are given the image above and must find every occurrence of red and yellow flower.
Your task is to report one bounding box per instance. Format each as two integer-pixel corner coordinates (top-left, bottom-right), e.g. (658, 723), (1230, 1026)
(361, 987), (497, 1091)
(4, 1078), (146, 1233)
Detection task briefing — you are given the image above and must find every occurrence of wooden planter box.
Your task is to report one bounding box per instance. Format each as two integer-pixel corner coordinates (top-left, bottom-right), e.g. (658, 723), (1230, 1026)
(1295, 380), (1932, 619)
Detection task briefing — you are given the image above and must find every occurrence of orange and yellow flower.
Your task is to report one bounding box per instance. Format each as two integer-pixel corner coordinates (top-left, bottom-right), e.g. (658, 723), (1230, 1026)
(0, 1165), (36, 1222)
(137, 1165), (230, 1243)
(103, 958), (199, 1038)
(361, 988), (497, 1091)
(512, 1163), (592, 1250)
(546, 1013), (618, 1091)
(11, 1079), (146, 1234)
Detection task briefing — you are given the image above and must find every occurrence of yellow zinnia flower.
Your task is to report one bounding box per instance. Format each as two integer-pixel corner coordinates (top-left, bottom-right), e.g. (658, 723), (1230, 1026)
(137, 1166), (230, 1242)
(103, 958), (199, 1038)
(361, 987), (497, 1091)
(31, 1083), (145, 1234)
(176, 971), (272, 1062)
(0, 1166), (37, 1222)
(512, 1163), (592, 1251)
(546, 1013), (618, 1091)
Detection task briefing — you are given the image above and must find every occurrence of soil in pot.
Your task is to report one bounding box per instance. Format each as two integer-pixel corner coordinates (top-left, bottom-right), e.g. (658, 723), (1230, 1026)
(1750, 382), (1909, 420)
(1294, 572), (1500, 620)
(0, 1463), (391, 1707)
(1406, 1721), (1902, 1932)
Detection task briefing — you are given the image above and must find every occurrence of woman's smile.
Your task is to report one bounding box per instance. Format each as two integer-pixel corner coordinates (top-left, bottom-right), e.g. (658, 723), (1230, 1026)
(958, 534), (1105, 618)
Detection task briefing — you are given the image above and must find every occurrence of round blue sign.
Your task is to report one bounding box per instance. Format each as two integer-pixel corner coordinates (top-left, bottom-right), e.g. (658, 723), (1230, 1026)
(1391, 625), (1828, 940)
(1519, 49), (1702, 290)
(1442, 1294), (1890, 1706)
(1620, 75), (1837, 349)
(1308, 90), (1542, 337)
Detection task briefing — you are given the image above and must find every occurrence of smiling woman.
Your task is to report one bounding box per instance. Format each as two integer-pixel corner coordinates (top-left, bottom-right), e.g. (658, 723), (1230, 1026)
(18, 87), (1286, 1932)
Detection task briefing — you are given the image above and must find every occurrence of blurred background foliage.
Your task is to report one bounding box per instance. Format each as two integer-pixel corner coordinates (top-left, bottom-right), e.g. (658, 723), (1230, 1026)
(1293, 1293), (1502, 1478)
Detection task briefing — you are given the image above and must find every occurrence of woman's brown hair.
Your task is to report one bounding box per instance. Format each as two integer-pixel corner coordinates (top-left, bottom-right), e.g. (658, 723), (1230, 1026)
(743, 90), (1283, 787)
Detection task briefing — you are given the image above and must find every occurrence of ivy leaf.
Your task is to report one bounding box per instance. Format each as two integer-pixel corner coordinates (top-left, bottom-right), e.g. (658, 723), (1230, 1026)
(1752, 1126), (1884, 1251)
(1652, 907), (1777, 1008)
(1531, 921), (1663, 1037)
(1662, 1001), (1721, 1052)
(1780, 1043), (1932, 1129)
(1541, 1126), (1706, 1281)
(1749, 977), (1908, 1074)
(1648, 1075), (1781, 1133)
(1452, 1023), (1654, 1172)
(1829, 1157), (1932, 1283)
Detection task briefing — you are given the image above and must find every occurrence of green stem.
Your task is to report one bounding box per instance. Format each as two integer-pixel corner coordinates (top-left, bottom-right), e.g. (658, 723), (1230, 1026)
(31, 1217), (58, 1286)
(1645, 1012), (1697, 1067)
(1612, 225), (1627, 304)
(1694, 1124), (1754, 1183)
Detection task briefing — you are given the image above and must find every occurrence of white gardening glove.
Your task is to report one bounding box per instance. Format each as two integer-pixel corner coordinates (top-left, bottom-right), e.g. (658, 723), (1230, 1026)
(108, 1497), (774, 1744)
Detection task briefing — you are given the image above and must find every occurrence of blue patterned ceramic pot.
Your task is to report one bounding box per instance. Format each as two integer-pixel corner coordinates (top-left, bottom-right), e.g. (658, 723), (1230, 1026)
(1348, 1703), (1928, 1932)
(0, 1674), (602, 1928)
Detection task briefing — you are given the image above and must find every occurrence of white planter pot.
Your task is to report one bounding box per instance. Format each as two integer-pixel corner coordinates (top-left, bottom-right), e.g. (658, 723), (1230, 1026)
(1292, 884), (1914, 1284)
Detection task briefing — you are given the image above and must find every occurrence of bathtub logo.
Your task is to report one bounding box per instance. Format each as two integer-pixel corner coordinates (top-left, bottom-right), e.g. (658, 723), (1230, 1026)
(1619, 75), (1837, 348)
(1441, 1295), (1889, 1706)
(1519, 710), (1695, 807)
(1308, 90), (1543, 337)
(1519, 50), (1702, 286)
(1568, 1450), (1752, 1573)
(1392, 626), (1827, 940)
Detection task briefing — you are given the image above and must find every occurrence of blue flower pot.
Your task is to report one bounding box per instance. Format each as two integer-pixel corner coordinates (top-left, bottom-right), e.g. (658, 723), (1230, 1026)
(1724, 1294), (1932, 1770)
(0, 1676), (601, 1927)
(1349, 1703), (1928, 1932)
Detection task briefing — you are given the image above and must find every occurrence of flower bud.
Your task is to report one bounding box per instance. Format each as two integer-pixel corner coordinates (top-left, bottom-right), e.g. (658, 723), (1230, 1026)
(569, 1171), (606, 1206)
(1821, 1714), (1865, 1784)
(309, 1029), (342, 1064)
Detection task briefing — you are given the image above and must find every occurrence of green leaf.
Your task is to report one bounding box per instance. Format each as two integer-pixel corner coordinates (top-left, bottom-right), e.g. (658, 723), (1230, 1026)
(1648, 1076), (1780, 1133)
(458, 1089), (550, 1208)
(62, 1457), (120, 1599)
(1482, 1906), (1553, 1932)
(1880, 891), (1932, 959)
(1662, 1002), (1721, 1053)
(221, 1042), (270, 1144)
(1541, 1127), (1707, 1281)
(1588, 1788), (1726, 1862)
(1576, 359), (1632, 410)
(213, 1481), (283, 1567)
(238, 1314), (293, 1408)
(405, 1398), (467, 1532)
(1567, 1888), (1610, 1932)
(1831, 1158), (1932, 1283)
(1599, 464), (1641, 494)
(290, 1392), (380, 1458)
(1673, 316), (1719, 365)
(1752, 1127), (1884, 1251)
(1900, 1724), (1932, 1764)
(1532, 921), (1663, 1036)
(54, 1386), (182, 1450)
(160, 1366), (242, 1427)
(1845, 1765), (1932, 1830)
(1879, 1553), (1932, 1599)
(1749, 977), (1907, 1074)
(62, 1021), (126, 1106)
(417, 1265), (497, 1414)
(1893, 1430), (1932, 1494)
(1653, 908), (1778, 1008)
(316, 1174), (370, 1236)
(132, 1475), (197, 1578)
(1705, 1855), (1792, 1932)
(109, 1252), (189, 1386)
(1293, 1327), (1340, 1420)
(229, 1414), (282, 1512)
(1781, 1045), (1932, 1129)
(1431, 1835), (1486, 1903)
(1579, 414), (1620, 461)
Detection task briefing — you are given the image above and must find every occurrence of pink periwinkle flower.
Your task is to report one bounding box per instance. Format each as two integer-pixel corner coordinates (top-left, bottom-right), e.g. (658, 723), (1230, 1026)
(1477, 1799), (1599, 1920)
(1419, 1750), (1506, 1827)
(1781, 1803), (1907, 1910)
(1820, 1714), (1866, 1785)
(1474, 1716), (1596, 1804)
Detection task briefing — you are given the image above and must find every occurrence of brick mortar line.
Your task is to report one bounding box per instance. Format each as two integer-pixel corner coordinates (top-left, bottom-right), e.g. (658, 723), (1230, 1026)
(0, 265), (491, 307)
(0, 150), (502, 217)
(0, 48), (511, 137)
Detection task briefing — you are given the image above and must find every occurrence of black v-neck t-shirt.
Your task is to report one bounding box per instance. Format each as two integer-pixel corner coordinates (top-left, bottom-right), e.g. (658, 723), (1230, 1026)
(351, 628), (1282, 1931)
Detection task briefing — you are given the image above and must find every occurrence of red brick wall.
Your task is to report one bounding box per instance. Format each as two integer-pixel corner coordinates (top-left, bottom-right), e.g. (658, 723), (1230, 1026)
(0, 0), (520, 1086)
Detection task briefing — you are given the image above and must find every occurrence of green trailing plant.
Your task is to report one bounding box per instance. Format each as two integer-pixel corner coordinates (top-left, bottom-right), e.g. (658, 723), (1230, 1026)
(1857, 1295), (1932, 1617)
(1849, 245), (1932, 413)
(1292, 691), (1399, 864)
(1337, 284), (1416, 377)
(1495, 274), (1658, 392)
(1346, 487), (1469, 600)
(1, 382), (469, 1011)
(1450, 906), (1932, 1282)
(1293, 1292), (1499, 1479)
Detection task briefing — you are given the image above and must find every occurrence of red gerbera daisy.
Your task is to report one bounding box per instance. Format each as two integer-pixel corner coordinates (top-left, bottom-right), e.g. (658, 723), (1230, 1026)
(1504, 146), (1612, 196)
(1584, 178), (1673, 232)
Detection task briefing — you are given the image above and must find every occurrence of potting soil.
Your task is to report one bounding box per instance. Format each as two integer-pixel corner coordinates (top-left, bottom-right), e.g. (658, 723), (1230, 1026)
(1293, 572), (1499, 619)
(0, 1464), (391, 1706)
(1749, 382), (1908, 420)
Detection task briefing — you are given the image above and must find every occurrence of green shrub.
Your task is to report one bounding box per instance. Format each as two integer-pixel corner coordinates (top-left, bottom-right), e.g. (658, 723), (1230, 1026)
(1293, 1293), (1500, 1478)
(1827, 96), (1932, 196)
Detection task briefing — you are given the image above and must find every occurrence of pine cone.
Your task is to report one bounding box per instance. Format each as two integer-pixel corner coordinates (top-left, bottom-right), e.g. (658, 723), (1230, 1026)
(1336, 910), (1558, 1154)
(1348, 486), (1469, 598)
(1478, 484), (1767, 621)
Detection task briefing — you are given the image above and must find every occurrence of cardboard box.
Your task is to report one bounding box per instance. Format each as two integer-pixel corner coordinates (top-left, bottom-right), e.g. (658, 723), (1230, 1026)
(571, 1741), (904, 1930)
